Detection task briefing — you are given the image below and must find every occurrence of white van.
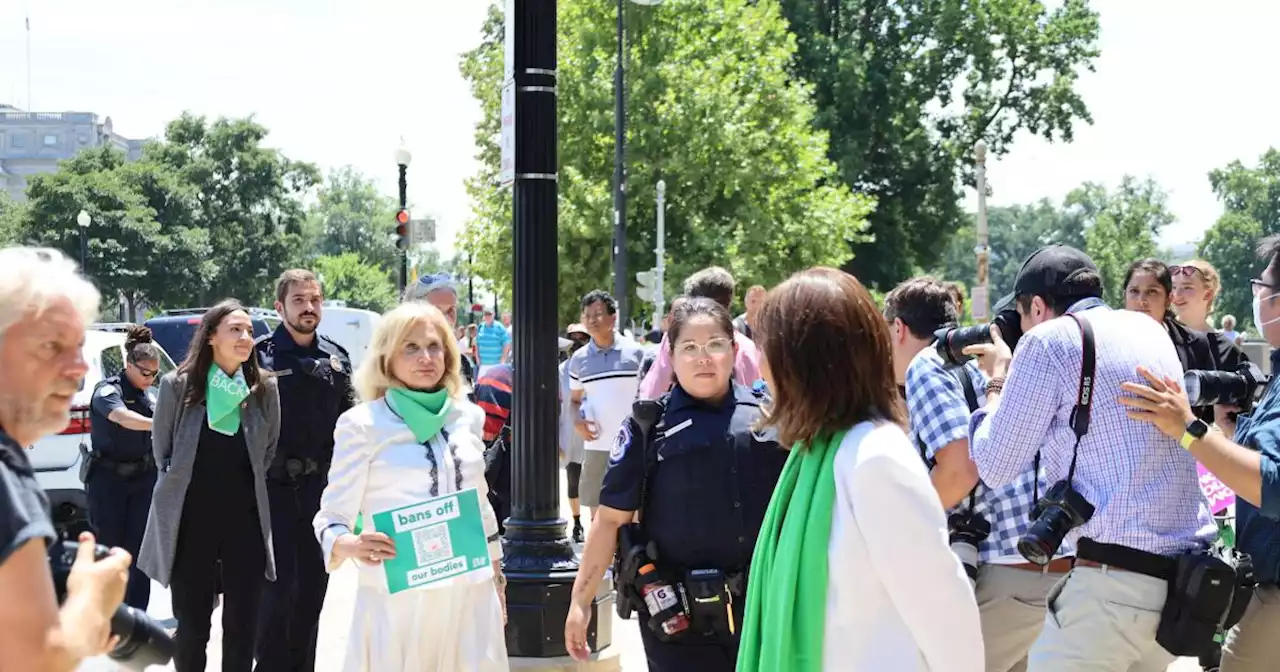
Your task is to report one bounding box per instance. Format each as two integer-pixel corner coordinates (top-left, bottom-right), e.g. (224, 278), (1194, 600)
(320, 305), (380, 370)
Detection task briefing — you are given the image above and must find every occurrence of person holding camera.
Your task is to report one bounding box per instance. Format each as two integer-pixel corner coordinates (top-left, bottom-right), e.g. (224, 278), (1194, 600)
(965, 245), (1217, 671)
(886, 277), (1072, 672)
(0, 247), (133, 671)
(1121, 235), (1280, 671)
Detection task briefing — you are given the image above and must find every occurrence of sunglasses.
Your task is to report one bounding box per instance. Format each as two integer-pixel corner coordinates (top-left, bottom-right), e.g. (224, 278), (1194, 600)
(135, 365), (159, 378)
(1169, 265), (1205, 280)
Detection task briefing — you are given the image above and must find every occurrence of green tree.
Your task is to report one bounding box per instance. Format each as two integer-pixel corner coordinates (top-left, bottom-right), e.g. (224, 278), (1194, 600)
(146, 113), (320, 305)
(1072, 177), (1174, 306)
(15, 147), (212, 316)
(779, 0), (1101, 288)
(0, 192), (24, 245)
(1197, 148), (1280, 328)
(314, 253), (398, 313)
(303, 167), (398, 273)
(460, 0), (875, 325)
(934, 199), (1087, 297)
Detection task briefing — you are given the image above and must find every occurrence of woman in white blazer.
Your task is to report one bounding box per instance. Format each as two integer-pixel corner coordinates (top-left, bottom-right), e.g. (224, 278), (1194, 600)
(312, 302), (508, 672)
(737, 267), (984, 672)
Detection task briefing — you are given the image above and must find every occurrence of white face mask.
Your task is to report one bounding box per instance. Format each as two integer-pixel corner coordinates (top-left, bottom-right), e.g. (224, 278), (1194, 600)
(1253, 293), (1280, 331)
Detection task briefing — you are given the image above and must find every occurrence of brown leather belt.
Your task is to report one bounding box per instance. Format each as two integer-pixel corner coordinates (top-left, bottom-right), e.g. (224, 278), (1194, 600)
(1006, 557), (1075, 573)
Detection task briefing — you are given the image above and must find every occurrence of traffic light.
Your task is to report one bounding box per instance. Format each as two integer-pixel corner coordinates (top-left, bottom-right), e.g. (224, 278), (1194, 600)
(395, 209), (410, 250)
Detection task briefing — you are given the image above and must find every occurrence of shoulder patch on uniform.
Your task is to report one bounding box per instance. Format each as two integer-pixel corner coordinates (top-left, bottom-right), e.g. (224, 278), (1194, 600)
(319, 335), (351, 356)
(610, 421), (632, 463)
(97, 385), (119, 398)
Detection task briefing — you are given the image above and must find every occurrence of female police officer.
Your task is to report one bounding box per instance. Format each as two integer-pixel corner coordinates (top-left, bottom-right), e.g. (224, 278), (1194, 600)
(564, 298), (787, 671)
(87, 324), (160, 610)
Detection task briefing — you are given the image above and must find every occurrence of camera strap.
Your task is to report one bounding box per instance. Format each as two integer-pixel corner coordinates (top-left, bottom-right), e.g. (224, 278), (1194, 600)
(1032, 314), (1096, 506)
(951, 365), (982, 513)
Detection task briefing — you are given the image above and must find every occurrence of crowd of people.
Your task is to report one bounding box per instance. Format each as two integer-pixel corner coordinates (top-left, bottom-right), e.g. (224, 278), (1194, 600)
(3, 238), (1280, 672)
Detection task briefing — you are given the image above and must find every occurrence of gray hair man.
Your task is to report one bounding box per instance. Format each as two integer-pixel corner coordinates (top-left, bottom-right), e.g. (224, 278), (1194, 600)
(0, 247), (133, 671)
(403, 272), (475, 387)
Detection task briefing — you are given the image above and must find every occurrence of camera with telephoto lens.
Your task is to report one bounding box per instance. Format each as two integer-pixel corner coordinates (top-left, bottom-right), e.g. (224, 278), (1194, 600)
(49, 540), (176, 670)
(947, 510), (991, 582)
(934, 303), (1024, 367)
(1017, 481), (1095, 566)
(1183, 362), (1269, 413)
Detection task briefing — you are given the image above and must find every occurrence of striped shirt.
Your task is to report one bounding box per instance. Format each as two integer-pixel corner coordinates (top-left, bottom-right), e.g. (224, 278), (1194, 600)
(475, 322), (510, 366)
(568, 333), (645, 452)
(969, 299), (1217, 556)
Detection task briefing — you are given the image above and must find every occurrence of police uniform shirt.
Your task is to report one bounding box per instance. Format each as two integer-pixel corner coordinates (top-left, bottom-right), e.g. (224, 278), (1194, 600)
(90, 374), (155, 461)
(0, 429), (55, 564)
(256, 327), (354, 465)
(599, 383), (787, 572)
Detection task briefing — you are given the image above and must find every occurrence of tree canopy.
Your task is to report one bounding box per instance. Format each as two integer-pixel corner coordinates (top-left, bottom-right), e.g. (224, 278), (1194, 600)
(460, 0), (874, 325)
(1199, 148), (1280, 328)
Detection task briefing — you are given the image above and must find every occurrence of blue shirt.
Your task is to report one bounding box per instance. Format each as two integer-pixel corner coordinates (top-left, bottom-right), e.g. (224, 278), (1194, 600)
(1232, 349), (1280, 584)
(969, 299), (1217, 556)
(568, 333), (645, 452)
(907, 347), (1063, 563)
(475, 322), (510, 366)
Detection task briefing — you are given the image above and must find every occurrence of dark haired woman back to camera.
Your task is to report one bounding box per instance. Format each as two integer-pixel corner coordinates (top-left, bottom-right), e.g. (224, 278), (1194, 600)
(86, 324), (162, 610)
(138, 300), (281, 672)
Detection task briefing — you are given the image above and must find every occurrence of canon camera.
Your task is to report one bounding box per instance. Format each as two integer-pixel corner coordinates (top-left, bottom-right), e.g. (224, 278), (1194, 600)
(934, 304), (1024, 367)
(1017, 481), (1095, 566)
(947, 511), (991, 582)
(49, 541), (176, 670)
(1183, 362), (1269, 413)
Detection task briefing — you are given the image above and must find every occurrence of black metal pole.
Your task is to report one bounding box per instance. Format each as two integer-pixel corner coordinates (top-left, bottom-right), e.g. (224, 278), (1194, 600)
(468, 252), (476, 319)
(612, 0), (628, 322)
(78, 227), (87, 273)
(504, 0), (612, 658)
(397, 163), (409, 293)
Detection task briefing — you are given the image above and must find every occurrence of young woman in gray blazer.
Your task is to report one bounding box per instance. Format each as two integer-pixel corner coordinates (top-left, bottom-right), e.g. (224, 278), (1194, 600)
(138, 300), (280, 672)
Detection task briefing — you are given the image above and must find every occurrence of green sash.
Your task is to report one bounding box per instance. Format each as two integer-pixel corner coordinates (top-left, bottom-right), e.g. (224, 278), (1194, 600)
(206, 366), (250, 436)
(737, 429), (848, 672)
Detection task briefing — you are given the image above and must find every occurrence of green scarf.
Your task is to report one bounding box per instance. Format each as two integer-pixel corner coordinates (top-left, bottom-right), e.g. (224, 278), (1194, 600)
(206, 366), (250, 436)
(737, 429), (848, 672)
(387, 387), (451, 444)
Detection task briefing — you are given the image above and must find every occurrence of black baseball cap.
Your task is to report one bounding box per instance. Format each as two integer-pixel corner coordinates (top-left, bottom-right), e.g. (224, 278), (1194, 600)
(1013, 244), (1100, 299)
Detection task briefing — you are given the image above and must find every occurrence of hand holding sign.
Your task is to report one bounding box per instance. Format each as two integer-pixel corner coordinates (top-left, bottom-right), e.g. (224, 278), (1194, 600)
(335, 531), (398, 565)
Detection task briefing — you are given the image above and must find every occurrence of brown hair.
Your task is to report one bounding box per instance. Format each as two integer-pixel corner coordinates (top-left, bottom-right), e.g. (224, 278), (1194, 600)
(884, 276), (959, 340)
(756, 267), (906, 446)
(178, 300), (270, 407)
(275, 268), (320, 305)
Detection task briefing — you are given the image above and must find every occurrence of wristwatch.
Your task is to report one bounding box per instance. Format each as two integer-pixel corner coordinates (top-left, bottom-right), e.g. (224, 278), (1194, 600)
(1180, 418), (1209, 450)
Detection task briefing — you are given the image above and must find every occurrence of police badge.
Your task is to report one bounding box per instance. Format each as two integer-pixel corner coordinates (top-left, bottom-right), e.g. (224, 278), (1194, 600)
(330, 356), (343, 373)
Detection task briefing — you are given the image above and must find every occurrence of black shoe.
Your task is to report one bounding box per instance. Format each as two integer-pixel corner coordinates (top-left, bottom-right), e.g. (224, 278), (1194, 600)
(573, 526), (584, 543)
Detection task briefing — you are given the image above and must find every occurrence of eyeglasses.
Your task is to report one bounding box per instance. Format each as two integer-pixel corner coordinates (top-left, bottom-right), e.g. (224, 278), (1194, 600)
(674, 337), (733, 359)
(1251, 279), (1280, 297)
(1169, 265), (1205, 280)
(581, 312), (611, 323)
(135, 365), (159, 378)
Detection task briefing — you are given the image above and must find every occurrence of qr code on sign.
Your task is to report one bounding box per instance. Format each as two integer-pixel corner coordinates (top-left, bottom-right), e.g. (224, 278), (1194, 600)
(411, 524), (453, 566)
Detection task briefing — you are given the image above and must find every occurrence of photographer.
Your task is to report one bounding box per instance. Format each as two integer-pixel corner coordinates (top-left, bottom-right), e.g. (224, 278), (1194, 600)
(0, 247), (132, 671)
(886, 277), (1071, 672)
(1122, 235), (1280, 671)
(966, 245), (1216, 670)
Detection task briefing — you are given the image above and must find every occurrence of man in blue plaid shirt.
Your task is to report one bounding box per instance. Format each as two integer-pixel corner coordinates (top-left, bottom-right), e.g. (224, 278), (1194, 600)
(886, 277), (1072, 672)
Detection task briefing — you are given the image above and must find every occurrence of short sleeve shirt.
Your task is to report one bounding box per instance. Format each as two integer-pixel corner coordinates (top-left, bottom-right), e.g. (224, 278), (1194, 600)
(567, 333), (645, 452)
(0, 431), (55, 565)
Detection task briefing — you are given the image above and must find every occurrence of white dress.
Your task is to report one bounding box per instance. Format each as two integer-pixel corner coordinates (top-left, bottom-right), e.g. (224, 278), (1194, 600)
(823, 420), (985, 671)
(314, 397), (508, 672)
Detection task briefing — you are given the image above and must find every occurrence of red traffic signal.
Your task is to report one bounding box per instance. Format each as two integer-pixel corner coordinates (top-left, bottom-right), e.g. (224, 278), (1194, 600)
(395, 210), (410, 250)
(396, 210), (410, 225)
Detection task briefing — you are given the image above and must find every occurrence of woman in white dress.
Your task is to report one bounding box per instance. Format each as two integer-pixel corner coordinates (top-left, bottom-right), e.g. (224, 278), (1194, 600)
(312, 301), (508, 672)
(737, 267), (983, 672)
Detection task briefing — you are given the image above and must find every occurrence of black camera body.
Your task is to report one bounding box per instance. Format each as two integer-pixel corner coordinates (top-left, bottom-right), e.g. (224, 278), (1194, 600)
(49, 541), (175, 670)
(1183, 362), (1269, 413)
(934, 305), (1024, 367)
(1018, 481), (1095, 566)
(947, 510), (991, 581)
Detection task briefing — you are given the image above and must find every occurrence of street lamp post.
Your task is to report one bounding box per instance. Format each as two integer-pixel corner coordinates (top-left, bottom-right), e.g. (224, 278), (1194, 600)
(76, 210), (91, 274)
(394, 139), (412, 294)
(973, 140), (991, 321)
(654, 179), (666, 326)
(612, 0), (664, 326)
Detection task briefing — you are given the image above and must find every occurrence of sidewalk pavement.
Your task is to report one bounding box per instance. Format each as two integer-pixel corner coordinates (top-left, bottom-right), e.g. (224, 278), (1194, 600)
(79, 468), (1202, 671)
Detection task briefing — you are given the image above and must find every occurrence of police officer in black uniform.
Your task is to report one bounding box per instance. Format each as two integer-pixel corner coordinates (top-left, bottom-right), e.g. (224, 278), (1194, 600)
(86, 325), (161, 610)
(254, 270), (354, 672)
(564, 298), (787, 671)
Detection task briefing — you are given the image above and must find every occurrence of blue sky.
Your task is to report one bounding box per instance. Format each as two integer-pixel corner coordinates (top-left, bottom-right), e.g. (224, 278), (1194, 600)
(1, 0), (1277, 258)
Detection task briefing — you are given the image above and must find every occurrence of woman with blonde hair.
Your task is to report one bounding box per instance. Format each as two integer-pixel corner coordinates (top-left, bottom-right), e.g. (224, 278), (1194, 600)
(1169, 258), (1250, 373)
(737, 267), (982, 672)
(313, 301), (507, 671)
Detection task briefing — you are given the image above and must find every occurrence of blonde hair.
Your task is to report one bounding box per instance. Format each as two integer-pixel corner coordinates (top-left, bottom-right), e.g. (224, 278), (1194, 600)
(1183, 259), (1222, 309)
(354, 302), (463, 402)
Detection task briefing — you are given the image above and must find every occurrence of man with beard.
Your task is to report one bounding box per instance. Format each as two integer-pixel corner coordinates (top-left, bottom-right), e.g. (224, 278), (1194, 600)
(254, 269), (354, 671)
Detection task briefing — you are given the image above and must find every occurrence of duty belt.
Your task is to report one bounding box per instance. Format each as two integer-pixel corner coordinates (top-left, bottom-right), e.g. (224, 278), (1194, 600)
(268, 457), (327, 482)
(95, 453), (155, 478)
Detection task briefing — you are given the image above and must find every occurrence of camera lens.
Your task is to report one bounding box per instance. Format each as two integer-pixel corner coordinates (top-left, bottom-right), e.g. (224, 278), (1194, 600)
(1017, 506), (1074, 566)
(933, 324), (993, 366)
(1184, 370), (1248, 407)
(108, 606), (178, 670)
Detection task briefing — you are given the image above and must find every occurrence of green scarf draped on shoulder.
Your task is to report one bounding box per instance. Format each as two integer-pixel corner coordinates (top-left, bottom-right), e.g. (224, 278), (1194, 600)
(354, 387), (451, 535)
(737, 428), (848, 672)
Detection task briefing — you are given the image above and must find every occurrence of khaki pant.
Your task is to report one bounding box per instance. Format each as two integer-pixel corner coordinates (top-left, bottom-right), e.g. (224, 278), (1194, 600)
(1221, 584), (1280, 671)
(1028, 566), (1175, 671)
(976, 564), (1066, 672)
